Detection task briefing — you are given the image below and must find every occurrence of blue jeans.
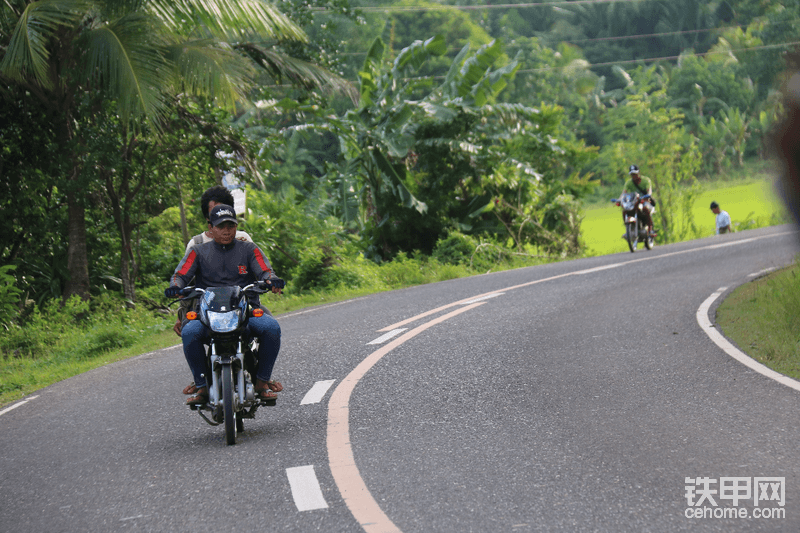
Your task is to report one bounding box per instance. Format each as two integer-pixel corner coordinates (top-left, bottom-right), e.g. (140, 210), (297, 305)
(181, 314), (281, 390)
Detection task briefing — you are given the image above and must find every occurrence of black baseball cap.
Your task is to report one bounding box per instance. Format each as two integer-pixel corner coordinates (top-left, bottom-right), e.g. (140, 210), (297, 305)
(710, 201), (719, 209)
(209, 204), (238, 226)
(629, 165), (639, 174)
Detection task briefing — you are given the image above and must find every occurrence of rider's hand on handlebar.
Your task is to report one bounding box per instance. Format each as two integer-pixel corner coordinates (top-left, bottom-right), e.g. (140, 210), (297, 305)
(259, 278), (285, 294)
(164, 286), (182, 298)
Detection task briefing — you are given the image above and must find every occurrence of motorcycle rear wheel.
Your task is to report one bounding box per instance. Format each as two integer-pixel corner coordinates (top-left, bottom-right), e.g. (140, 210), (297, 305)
(222, 364), (237, 445)
(626, 222), (638, 253)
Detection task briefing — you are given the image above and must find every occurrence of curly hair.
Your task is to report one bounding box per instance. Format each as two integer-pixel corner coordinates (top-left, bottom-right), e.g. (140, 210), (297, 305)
(200, 186), (235, 220)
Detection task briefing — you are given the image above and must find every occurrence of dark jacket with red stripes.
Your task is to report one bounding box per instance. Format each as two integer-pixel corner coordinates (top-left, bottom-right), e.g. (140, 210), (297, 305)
(170, 239), (279, 293)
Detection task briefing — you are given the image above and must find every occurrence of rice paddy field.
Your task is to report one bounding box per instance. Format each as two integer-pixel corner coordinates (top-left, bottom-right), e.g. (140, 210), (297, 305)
(581, 176), (788, 256)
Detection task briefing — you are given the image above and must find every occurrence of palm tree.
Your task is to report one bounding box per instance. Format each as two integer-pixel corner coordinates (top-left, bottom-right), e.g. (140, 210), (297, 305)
(0, 0), (327, 301)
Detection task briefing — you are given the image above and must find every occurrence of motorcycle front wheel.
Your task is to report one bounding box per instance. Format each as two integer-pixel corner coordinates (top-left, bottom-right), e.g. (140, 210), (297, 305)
(644, 231), (654, 250)
(222, 364), (237, 445)
(626, 222), (638, 253)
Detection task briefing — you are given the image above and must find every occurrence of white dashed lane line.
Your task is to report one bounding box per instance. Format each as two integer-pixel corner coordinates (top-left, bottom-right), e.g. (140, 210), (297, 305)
(300, 380), (336, 405)
(367, 328), (407, 345)
(286, 465), (329, 511)
(0, 395), (39, 417)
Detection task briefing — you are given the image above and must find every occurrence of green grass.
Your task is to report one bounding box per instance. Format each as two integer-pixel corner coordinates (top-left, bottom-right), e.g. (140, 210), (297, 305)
(716, 262), (800, 381)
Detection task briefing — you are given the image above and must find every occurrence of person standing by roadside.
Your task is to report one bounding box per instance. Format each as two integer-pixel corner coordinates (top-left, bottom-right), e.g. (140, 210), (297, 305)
(710, 202), (732, 235)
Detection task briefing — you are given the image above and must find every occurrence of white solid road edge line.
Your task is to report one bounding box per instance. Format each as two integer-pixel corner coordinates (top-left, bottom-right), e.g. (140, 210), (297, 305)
(286, 465), (329, 511)
(300, 380), (337, 405)
(697, 288), (800, 393)
(0, 395), (39, 417)
(748, 267), (777, 278)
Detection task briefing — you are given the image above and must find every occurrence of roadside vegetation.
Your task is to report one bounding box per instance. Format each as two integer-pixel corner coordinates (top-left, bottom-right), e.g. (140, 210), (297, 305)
(716, 261), (800, 381)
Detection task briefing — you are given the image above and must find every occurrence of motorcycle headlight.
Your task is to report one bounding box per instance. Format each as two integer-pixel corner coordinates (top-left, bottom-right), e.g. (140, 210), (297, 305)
(207, 310), (241, 332)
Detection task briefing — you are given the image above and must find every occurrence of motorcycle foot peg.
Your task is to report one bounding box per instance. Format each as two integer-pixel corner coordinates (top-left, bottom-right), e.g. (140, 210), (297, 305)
(261, 398), (277, 407)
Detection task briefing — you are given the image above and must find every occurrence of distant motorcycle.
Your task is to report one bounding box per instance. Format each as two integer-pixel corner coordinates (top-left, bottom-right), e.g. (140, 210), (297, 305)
(169, 279), (284, 445)
(612, 192), (654, 253)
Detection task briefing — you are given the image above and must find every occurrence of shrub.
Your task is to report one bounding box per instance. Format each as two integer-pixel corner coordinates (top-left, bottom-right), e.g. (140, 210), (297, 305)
(432, 232), (478, 266)
(0, 265), (22, 330)
(380, 252), (430, 288)
(0, 293), (166, 361)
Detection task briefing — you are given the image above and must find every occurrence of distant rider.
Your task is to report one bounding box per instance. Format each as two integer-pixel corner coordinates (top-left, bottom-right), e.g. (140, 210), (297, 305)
(165, 204), (284, 405)
(620, 164), (656, 236)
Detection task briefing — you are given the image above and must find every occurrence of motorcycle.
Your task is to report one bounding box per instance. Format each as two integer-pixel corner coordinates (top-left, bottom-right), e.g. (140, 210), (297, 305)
(170, 279), (284, 445)
(611, 192), (655, 253)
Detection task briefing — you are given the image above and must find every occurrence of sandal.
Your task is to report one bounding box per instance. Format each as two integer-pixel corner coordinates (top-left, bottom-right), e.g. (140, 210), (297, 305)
(255, 379), (278, 401)
(183, 382), (200, 395)
(186, 387), (209, 405)
(266, 380), (283, 392)
(255, 388), (278, 401)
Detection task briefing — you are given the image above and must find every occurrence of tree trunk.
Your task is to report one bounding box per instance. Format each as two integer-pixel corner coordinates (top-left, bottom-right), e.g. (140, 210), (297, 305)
(176, 178), (190, 247)
(63, 192), (91, 301)
(119, 215), (137, 308)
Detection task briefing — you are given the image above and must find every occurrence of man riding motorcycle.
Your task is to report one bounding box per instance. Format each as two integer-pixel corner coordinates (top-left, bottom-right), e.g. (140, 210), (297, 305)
(165, 204), (284, 405)
(619, 165), (656, 236)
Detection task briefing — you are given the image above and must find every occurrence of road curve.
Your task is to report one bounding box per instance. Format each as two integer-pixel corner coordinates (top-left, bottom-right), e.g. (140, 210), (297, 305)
(0, 225), (798, 532)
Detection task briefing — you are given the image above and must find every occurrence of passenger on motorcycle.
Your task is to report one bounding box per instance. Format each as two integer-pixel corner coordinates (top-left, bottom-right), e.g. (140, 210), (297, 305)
(620, 165), (656, 236)
(166, 204), (284, 405)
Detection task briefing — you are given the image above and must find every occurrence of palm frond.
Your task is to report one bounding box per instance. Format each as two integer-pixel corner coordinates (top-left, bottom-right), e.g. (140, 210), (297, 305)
(245, 45), (357, 104)
(1, 0), (91, 89)
(166, 38), (255, 110)
(149, 0), (307, 43)
(81, 11), (172, 126)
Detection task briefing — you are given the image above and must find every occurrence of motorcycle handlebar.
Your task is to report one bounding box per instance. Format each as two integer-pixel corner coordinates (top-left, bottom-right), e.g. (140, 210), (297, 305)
(257, 278), (286, 291)
(167, 280), (285, 299)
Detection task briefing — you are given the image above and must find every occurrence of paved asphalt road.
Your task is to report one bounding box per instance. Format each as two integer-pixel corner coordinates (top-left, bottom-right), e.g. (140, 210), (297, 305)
(1, 225), (799, 533)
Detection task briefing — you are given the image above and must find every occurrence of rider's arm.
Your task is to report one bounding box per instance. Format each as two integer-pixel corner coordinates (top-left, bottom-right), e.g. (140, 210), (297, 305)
(171, 248), (199, 289)
(248, 244), (280, 283)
